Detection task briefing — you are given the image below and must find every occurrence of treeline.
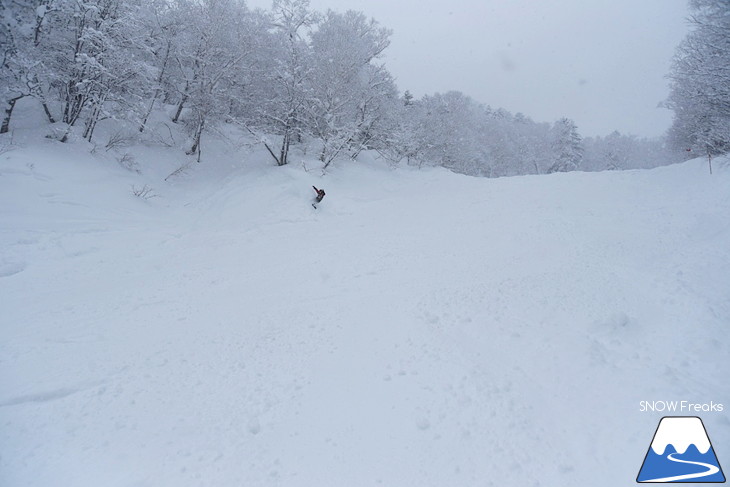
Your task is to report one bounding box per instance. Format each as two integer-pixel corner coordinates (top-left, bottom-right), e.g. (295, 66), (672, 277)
(2, 0), (677, 176)
(397, 92), (674, 176)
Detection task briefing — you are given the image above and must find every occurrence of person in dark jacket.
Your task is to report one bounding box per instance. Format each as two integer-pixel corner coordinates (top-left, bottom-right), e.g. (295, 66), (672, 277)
(312, 186), (325, 208)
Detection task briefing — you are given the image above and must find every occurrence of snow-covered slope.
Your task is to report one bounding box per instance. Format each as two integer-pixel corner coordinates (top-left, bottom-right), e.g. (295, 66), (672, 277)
(1, 115), (729, 486)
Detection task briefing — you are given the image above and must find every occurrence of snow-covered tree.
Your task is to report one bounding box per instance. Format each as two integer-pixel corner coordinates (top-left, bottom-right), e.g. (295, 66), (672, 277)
(78, 1), (157, 142)
(582, 131), (676, 172)
(4, 0), (671, 179)
(134, 0), (186, 133)
(389, 91), (564, 178)
(548, 117), (583, 173)
(415, 92), (488, 175)
(480, 108), (520, 177)
(306, 9), (393, 166)
(511, 114), (552, 176)
(666, 0), (730, 158)
(0, 1), (30, 134)
(169, 0), (264, 159)
(1, 0), (58, 133)
(583, 131), (630, 171)
(387, 92), (427, 165)
(14, 0), (157, 142)
(247, 0), (317, 166)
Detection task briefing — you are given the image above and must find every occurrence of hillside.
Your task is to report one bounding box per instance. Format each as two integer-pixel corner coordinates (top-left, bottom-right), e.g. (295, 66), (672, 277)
(1, 107), (729, 486)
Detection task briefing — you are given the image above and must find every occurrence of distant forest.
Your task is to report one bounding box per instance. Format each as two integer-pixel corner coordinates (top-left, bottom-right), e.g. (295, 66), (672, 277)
(2, 0), (727, 175)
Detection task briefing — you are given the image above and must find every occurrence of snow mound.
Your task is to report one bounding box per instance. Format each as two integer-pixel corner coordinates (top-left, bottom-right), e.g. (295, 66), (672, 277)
(1, 124), (729, 487)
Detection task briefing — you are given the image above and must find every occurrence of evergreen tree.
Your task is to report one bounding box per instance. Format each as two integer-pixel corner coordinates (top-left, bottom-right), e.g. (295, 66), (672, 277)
(548, 118), (583, 173)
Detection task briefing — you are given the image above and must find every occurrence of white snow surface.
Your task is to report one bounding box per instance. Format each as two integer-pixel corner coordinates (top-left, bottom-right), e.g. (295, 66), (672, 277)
(1, 104), (729, 486)
(650, 417), (712, 455)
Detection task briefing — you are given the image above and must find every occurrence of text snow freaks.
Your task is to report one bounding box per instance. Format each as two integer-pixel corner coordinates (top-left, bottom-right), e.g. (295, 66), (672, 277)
(639, 401), (724, 413)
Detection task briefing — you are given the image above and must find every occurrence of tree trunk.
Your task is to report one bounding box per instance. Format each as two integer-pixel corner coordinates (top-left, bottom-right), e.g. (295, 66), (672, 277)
(322, 135), (351, 169)
(278, 126), (291, 166)
(187, 115), (205, 162)
(140, 41), (172, 133)
(172, 94), (187, 123)
(319, 141), (328, 163)
(1, 95), (25, 134)
(59, 125), (73, 143)
(30, 79), (56, 124)
(63, 90), (86, 127)
(708, 152), (713, 175)
(172, 75), (191, 124)
(140, 92), (159, 132)
(60, 96), (84, 143)
(83, 94), (107, 142)
(40, 100), (56, 124)
(243, 124), (282, 166)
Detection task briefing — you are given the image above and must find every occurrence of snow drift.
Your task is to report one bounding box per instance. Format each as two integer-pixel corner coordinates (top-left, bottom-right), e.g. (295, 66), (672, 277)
(1, 117), (729, 486)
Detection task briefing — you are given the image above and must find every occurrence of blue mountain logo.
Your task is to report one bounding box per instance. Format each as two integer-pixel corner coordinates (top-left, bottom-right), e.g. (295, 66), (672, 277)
(637, 416), (725, 483)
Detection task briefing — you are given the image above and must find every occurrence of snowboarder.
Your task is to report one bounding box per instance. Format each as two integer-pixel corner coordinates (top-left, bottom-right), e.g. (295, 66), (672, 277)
(312, 186), (325, 209)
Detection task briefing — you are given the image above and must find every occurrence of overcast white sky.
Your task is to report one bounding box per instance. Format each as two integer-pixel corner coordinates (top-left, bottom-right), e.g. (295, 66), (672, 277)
(248, 0), (690, 137)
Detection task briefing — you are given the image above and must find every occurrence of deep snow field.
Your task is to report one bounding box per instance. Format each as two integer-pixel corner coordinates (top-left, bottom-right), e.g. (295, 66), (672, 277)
(1, 103), (729, 486)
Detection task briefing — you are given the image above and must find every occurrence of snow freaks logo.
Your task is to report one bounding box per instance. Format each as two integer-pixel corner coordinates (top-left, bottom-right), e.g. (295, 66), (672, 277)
(639, 401), (724, 413)
(637, 416), (726, 483)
